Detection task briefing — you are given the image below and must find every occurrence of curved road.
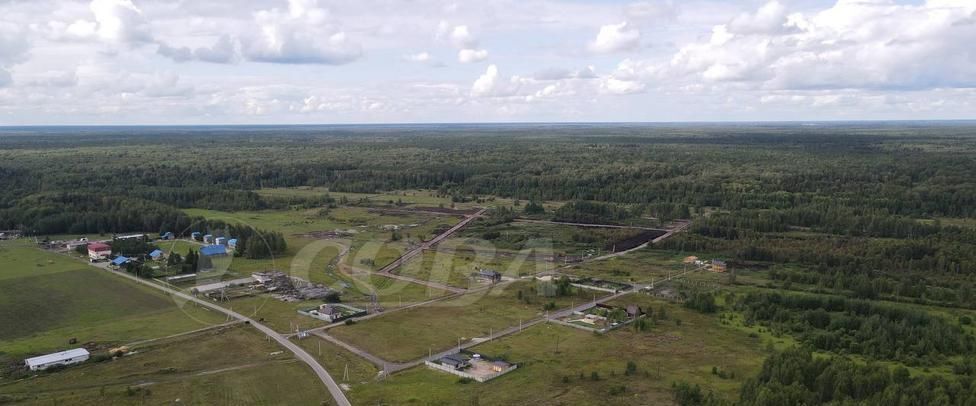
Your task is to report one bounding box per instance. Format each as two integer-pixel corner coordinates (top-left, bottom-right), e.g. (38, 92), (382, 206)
(90, 263), (351, 406)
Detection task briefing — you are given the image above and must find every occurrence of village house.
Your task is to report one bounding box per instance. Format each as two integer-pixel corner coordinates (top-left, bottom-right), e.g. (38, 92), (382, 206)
(87, 242), (112, 261)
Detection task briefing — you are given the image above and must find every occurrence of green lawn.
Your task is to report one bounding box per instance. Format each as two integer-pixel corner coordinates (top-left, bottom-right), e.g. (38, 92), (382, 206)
(329, 280), (608, 363)
(349, 296), (767, 405)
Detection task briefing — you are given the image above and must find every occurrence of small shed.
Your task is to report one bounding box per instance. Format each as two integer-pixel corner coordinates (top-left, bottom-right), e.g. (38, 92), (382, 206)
(24, 348), (90, 371)
(215, 237), (227, 246)
(227, 239), (238, 249)
(203, 234), (214, 244)
(191, 232), (202, 241)
(160, 232), (175, 240)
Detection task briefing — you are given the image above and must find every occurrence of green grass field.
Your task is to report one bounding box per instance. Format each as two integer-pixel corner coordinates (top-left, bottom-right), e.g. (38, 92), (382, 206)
(349, 295), (766, 405)
(329, 280), (609, 363)
(0, 242), (225, 357)
(0, 325), (330, 405)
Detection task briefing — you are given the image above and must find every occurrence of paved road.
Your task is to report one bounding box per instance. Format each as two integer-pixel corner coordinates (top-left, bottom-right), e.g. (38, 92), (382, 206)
(514, 218), (668, 231)
(86, 262), (351, 406)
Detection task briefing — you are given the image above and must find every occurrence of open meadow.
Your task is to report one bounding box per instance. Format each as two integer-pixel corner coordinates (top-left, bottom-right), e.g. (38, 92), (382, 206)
(0, 242), (225, 359)
(0, 325), (330, 405)
(328, 279), (611, 362)
(348, 295), (766, 405)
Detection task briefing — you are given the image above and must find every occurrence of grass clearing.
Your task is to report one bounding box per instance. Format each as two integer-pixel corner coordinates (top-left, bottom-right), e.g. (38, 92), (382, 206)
(329, 280), (609, 363)
(349, 296), (766, 405)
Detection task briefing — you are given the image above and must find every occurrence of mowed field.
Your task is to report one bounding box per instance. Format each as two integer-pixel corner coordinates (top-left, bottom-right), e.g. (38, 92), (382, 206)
(0, 242), (224, 357)
(0, 325), (330, 405)
(328, 280), (610, 362)
(348, 295), (766, 405)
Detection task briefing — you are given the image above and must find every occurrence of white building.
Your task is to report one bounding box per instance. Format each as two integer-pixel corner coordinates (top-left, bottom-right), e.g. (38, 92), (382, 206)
(24, 348), (90, 371)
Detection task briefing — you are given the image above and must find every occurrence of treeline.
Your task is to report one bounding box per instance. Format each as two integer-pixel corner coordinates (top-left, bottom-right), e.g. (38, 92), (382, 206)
(739, 349), (976, 406)
(734, 291), (973, 365)
(694, 207), (976, 241)
(0, 192), (285, 259)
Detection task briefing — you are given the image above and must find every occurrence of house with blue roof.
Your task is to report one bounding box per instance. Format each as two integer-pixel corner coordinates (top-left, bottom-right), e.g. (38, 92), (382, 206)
(149, 249), (164, 260)
(227, 239), (238, 249)
(111, 256), (130, 267)
(200, 245), (227, 257)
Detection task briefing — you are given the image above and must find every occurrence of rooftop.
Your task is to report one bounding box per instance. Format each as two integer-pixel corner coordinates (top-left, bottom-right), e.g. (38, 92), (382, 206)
(25, 348), (89, 366)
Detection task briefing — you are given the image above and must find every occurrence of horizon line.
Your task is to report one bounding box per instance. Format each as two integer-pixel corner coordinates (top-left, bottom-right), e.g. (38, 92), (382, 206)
(2, 118), (976, 128)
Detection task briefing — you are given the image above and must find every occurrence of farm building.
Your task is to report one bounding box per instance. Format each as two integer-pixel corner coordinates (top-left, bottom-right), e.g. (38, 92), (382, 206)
(191, 232), (202, 241)
(227, 239), (238, 249)
(87, 242), (112, 261)
(24, 348), (89, 371)
(149, 249), (164, 260)
(711, 259), (727, 273)
(215, 237), (227, 246)
(160, 232), (175, 240)
(200, 245), (227, 257)
(116, 234), (146, 241)
(683, 255), (698, 264)
(203, 234), (214, 244)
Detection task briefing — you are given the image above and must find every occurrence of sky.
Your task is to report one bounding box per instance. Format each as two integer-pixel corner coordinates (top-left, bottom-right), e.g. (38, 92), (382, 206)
(0, 0), (974, 125)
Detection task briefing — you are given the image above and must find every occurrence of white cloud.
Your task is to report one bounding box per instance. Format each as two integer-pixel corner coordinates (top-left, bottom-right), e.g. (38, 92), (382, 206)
(449, 25), (478, 49)
(601, 77), (646, 95)
(404, 51), (431, 63)
(241, 1), (362, 65)
(471, 64), (519, 97)
(458, 48), (488, 63)
(669, 0), (976, 90)
(625, 1), (677, 24)
(89, 0), (153, 44)
(588, 22), (641, 53)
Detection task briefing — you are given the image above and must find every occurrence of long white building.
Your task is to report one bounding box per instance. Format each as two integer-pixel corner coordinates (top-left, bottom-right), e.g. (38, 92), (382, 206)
(24, 348), (90, 371)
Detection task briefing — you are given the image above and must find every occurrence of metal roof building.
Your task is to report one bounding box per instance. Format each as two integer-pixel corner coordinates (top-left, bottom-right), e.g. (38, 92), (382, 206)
(200, 245), (227, 257)
(24, 348), (90, 371)
(111, 256), (130, 266)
